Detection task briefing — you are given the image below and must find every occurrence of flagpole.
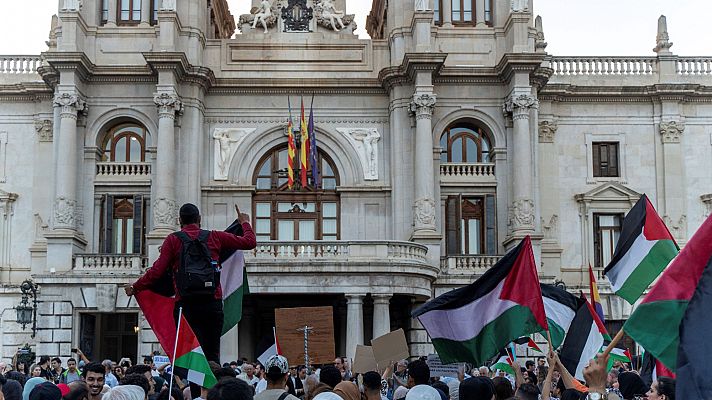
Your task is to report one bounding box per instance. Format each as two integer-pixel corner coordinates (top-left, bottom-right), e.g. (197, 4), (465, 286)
(168, 307), (183, 398)
(602, 329), (625, 357)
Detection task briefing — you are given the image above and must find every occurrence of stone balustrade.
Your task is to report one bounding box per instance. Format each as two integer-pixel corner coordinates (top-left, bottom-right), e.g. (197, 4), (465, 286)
(247, 240), (429, 263)
(439, 163), (496, 185)
(550, 57), (657, 75)
(95, 162), (151, 183)
(440, 255), (502, 275)
(676, 57), (712, 75)
(73, 254), (147, 273)
(0, 56), (42, 74)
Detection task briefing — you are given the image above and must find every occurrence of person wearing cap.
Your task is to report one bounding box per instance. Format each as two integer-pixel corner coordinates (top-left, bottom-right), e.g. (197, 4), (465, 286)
(125, 203), (256, 363)
(254, 355), (300, 400)
(29, 382), (63, 400)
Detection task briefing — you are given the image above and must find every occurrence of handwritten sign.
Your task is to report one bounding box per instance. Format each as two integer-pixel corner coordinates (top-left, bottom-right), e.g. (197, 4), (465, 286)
(426, 354), (460, 378)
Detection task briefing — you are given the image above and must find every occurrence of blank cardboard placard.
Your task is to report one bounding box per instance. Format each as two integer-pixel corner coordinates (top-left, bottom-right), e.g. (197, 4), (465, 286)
(352, 345), (378, 374)
(371, 328), (409, 368)
(275, 306), (335, 365)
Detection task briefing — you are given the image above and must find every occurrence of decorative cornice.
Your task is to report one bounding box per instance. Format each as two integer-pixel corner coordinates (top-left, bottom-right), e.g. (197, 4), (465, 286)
(378, 53), (447, 91)
(205, 117), (388, 124)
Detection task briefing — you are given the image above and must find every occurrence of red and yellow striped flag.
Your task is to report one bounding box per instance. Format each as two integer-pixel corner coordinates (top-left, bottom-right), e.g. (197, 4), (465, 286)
(300, 98), (309, 187)
(287, 97), (295, 189)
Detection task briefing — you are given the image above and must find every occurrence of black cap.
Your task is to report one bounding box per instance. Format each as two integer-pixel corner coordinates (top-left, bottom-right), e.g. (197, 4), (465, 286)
(179, 203), (200, 221)
(29, 382), (62, 400)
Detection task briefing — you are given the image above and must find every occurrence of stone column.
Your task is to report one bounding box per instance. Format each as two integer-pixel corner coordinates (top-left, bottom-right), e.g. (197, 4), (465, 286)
(140, 0), (151, 25)
(442, 0), (452, 26)
(52, 92), (87, 231)
(345, 295), (364, 361)
(107, 0), (118, 25)
(659, 120), (687, 243)
(372, 295), (391, 339)
(475, 0), (486, 26)
(410, 93), (437, 233)
(152, 92), (182, 232)
(503, 93), (538, 236)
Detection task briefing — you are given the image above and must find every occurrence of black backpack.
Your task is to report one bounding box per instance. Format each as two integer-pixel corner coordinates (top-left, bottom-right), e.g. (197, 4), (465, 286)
(174, 230), (218, 299)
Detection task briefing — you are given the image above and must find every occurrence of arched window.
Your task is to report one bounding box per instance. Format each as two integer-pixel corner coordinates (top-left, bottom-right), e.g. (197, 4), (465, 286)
(253, 146), (340, 241)
(440, 123), (492, 163)
(101, 123), (147, 162)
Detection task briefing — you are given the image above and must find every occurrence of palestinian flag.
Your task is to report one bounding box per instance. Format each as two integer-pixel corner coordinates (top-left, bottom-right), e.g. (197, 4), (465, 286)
(490, 350), (515, 375)
(604, 194), (679, 304)
(559, 297), (607, 380)
(512, 336), (543, 353)
(640, 351), (675, 388)
(174, 311), (218, 389)
(412, 236), (547, 365)
(623, 214), (712, 371)
(541, 284), (582, 350)
(220, 219), (249, 337)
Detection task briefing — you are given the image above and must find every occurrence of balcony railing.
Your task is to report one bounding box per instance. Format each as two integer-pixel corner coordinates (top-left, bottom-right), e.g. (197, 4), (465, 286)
(247, 240), (428, 263)
(95, 162), (151, 183)
(550, 57), (657, 76)
(0, 55), (42, 74)
(440, 163), (496, 185)
(676, 57), (712, 75)
(73, 254), (148, 274)
(440, 255), (502, 275)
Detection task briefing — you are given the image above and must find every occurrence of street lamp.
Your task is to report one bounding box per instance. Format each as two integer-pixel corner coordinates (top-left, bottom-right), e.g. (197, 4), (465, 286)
(15, 280), (38, 338)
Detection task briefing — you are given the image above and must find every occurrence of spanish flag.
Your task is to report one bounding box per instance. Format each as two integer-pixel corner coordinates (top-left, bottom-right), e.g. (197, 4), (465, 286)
(300, 98), (309, 187)
(588, 264), (605, 323)
(287, 98), (296, 189)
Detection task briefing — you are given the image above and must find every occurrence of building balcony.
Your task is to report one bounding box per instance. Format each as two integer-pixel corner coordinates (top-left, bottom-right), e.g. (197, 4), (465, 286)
(0, 55), (42, 83)
(73, 254), (148, 275)
(440, 255), (502, 275)
(95, 162), (151, 185)
(439, 163), (496, 186)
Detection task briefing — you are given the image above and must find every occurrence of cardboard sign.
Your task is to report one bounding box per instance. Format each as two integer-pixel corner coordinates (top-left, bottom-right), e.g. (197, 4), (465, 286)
(426, 353), (460, 378)
(352, 345), (378, 374)
(275, 306), (335, 366)
(153, 355), (172, 374)
(371, 328), (409, 368)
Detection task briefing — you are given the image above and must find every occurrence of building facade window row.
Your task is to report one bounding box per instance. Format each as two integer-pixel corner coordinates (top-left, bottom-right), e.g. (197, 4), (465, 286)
(433, 0), (494, 26)
(100, 0), (159, 25)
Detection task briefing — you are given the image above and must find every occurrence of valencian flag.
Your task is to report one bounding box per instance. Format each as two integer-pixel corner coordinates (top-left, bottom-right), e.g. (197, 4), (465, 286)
(541, 283), (582, 350)
(299, 98), (309, 187)
(173, 309), (218, 389)
(624, 214), (712, 372)
(308, 97), (319, 188)
(588, 264), (605, 323)
(604, 194), (678, 303)
(559, 296), (608, 380)
(287, 98), (296, 189)
(412, 236), (547, 365)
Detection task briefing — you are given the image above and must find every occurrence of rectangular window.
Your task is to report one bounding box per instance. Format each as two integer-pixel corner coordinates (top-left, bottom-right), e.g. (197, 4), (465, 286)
(119, 0), (141, 24)
(434, 0), (441, 25)
(101, 0), (109, 23)
(592, 142), (620, 177)
(151, 0), (158, 25)
(593, 213), (623, 268)
(484, 0), (493, 26)
(255, 203), (271, 242)
(255, 200), (339, 241)
(446, 194), (496, 256)
(452, 0), (474, 24)
(100, 194), (146, 254)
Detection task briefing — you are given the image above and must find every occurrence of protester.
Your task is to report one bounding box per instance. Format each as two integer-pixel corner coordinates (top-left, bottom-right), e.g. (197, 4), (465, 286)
(120, 374), (150, 399)
(362, 371), (386, 400)
(124, 366), (155, 397)
(405, 385), (441, 400)
(332, 382), (359, 400)
(155, 387), (182, 400)
(458, 377), (494, 400)
(50, 358), (65, 384)
(392, 361), (408, 390)
(30, 366), (42, 379)
(28, 382), (62, 400)
(405, 361), (429, 388)
(445, 380), (459, 400)
(207, 378), (253, 400)
(62, 359), (82, 384)
(393, 387), (409, 400)
(305, 376), (331, 400)
(65, 381), (90, 400)
(515, 383), (539, 400)
(22, 378), (47, 400)
(126, 203), (256, 364)
(83, 362), (107, 400)
(645, 377), (675, 400)
(102, 361), (119, 388)
(491, 377), (512, 400)
(239, 364), (260, 387)
(253, 355), (299, 400)
(2, 378), (23, 400)
(102, 386), (145, 400)
(318, 367), (341, 390)
(616, 372), (646, 400)
(6, 371), (28, 387)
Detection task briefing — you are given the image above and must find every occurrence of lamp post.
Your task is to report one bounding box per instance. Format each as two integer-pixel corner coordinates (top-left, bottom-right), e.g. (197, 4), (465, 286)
(15, 280), (38, 338)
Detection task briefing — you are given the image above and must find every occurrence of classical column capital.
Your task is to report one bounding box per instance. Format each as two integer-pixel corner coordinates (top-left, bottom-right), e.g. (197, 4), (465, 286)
(372, 294), (392, 304)
(154, 92), (183, 119)
(538, 119), (558, 143)
(503, 94), (538, 120)
(659, 120), (684, 143)
(410, 93), (437, 120)
(346, 294), (366, 303)
(508, 198), (535, 232)
(53, 92), (87, 119)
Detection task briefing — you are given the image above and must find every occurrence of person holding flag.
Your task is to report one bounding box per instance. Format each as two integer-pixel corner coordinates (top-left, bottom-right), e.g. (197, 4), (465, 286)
(125, 203), (256, 364)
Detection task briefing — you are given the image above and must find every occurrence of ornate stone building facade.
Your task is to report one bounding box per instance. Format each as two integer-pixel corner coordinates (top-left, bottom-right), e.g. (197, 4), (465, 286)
(0, 0), (710, 362)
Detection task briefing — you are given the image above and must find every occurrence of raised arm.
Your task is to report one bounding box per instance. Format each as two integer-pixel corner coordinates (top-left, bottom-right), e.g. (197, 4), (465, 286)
(541, 351), (556, 400)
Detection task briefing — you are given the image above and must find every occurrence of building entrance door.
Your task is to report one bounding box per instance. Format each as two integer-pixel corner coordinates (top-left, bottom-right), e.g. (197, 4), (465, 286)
(79, 313), (138, 362)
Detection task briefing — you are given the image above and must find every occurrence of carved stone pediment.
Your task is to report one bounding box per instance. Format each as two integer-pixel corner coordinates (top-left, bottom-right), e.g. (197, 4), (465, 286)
(574, 182), (641, 205)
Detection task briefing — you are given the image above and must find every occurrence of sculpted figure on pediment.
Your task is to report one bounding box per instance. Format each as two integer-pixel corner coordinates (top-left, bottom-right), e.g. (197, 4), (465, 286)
(315, 0), (355, 32)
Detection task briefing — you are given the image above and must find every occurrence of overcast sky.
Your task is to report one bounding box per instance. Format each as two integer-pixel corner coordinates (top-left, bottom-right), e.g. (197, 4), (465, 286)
(1, 0), (710, 56)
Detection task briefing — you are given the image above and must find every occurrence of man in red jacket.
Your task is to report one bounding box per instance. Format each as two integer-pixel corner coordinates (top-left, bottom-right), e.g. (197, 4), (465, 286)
(125, 203), (256, 363)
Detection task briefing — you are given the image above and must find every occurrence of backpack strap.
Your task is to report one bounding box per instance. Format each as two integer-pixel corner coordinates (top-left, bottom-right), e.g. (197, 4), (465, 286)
(277, 392), (290, 400)
(197, 229), (211, 243)
(174, 231), (192, 245)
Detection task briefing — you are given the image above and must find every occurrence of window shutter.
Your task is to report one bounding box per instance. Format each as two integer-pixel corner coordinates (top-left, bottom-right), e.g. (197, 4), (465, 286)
(485, 195), (496, 255)
(609, 143), (619, 177)
(592, 143), (601, 177)
(132, 195), (143, 254)
(446, 196), (461, 256)
(103, 194), (114, 254)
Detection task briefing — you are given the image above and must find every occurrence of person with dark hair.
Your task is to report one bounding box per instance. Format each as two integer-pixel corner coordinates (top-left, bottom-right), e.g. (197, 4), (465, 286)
(65, 381), (90, 400)
(124, 366), (156, 397)
(318, 366), (342, 390)
(405, 361), (429, 388)
(82, 362), (106, 400)
(156, 387), (183, 400)
(62, 359), (82, 384)
(14, 361), (29, 378)
(430, 381), (449, 400)
(207, 378), (253, 400)
(121, 374), (151, 398)
(2, 376), (23, 400)
(214, 368), (238, 381)
(492, 377), (513, 400)
(37, 357), (53, 381)
(29, 382), (62, 400)
(616, 372), (647, 400)
(51, 358), (65, 384)
(514, 383), (539, 400)
(5, 371), (27, 387)
(458, 377), (495, 400)
(254, 355), (299, 400)
(126, 203), (256, 364)
(645, 377), (675, 400)
(362, 371), (384, 400)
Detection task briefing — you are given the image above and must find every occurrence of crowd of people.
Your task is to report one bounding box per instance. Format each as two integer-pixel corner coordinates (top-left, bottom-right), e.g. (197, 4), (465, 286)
(0, 349), (676, 400)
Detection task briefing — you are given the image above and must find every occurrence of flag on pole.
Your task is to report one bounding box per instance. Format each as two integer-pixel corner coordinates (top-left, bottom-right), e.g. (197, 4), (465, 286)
(299, 98), (309, 187)
(588, 264), (605, 323)
(257, 327), (282, 366)
(220, 219), (248, 336)
(412, 236), (548, 365)
(173, 309), (218, 389)
(490, 350), (515, 375)
(623, 214), (712, 371)
(287, 98), (296, 189)
(541, 283), (582, 350)
(604, 194), (679, 304)
(308, 96), (319, 189)
(640, 351), (676, 388)
(559, 297), (607, 380)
